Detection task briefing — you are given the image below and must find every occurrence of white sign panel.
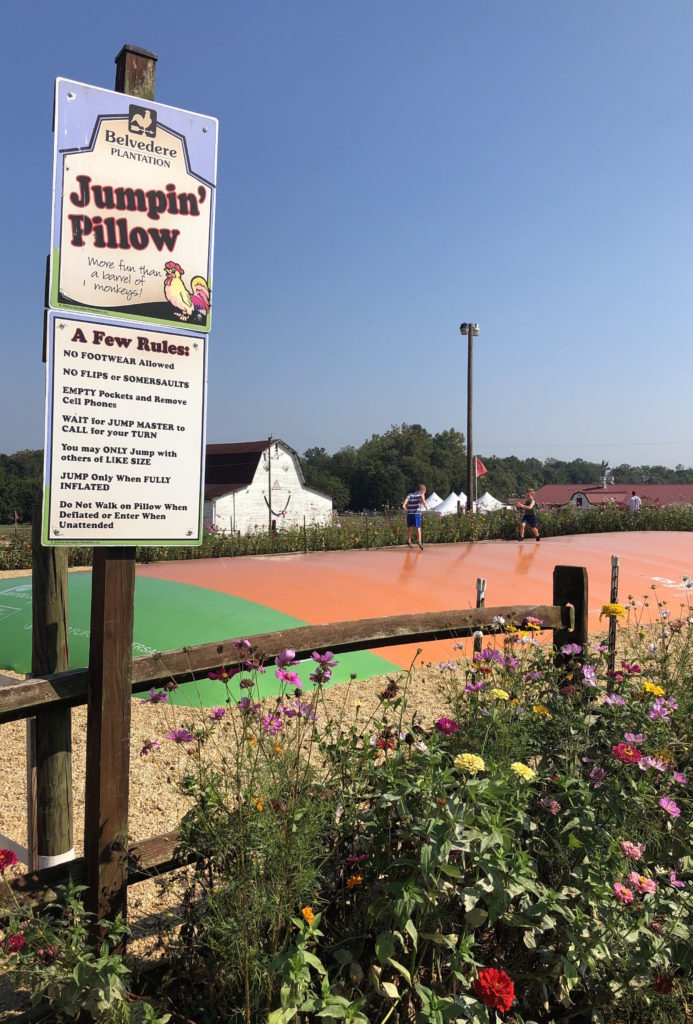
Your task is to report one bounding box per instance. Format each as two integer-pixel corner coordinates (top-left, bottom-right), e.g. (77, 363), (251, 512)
(43, 314), (207, 546)
(50, 78), (217, 332)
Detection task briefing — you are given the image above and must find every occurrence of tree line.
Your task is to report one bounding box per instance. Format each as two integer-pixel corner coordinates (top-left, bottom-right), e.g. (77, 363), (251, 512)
(3, 431), (693, 522)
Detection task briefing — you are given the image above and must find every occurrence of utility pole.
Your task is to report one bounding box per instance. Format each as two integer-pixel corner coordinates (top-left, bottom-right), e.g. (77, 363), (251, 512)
(268, 436), (272, 533)
(460, 323), (480, 512)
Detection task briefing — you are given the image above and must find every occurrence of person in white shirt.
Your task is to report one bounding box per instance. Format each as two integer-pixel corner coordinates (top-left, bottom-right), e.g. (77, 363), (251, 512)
(627, 491), (642, 512)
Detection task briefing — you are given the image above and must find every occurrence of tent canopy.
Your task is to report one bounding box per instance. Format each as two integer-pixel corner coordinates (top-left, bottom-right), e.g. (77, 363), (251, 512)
(476, 491), (505, 512)
(432, 491), (467, 516)
(426, 491), (443, 509)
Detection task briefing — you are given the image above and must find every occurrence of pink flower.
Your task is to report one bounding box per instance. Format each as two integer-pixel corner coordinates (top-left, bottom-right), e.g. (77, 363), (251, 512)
(0, 849), (18, 873)
(628, 871), (657, 894)
(624, 732), (644, 745)
(5, 934), (25, 954)
(233, 638), (252, 651)
(209, 707), (226, 721)
(613, 882), (634, 904)
(612, 743), (642, 764)
(435, 717), (459, 735)
(669, 870), (685, 889)
(275, 648), (298, 668)
(140, 738), (161, 756)
(672, 772), (687, 785)
(539, 797), (561, 815)
(620, 841), (646, 860)
(138, 687), (168, 704)
(312, 650), (338, 667)
(262, 713), (283, 736)
(165, 728), (195, 744)
(275, 668), (302, 688)
(659, 797), (681, 818)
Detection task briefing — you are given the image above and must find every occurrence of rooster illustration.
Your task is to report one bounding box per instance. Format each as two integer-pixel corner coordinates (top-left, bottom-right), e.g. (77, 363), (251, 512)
(163, 262), (211, 323)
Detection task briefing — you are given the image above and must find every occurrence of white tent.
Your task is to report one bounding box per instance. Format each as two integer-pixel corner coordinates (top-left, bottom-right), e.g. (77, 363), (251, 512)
(433, 491), (467, 516)
(426, 491), (443, 509)
(476, 491), (505, 513)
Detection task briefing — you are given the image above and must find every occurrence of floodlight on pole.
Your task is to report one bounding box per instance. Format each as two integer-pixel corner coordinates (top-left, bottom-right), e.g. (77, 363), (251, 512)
(459, 323), (480, 513)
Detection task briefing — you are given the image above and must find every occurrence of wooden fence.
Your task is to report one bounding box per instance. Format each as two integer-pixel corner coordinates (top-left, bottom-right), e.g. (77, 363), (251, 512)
(0, 563), (587, 916)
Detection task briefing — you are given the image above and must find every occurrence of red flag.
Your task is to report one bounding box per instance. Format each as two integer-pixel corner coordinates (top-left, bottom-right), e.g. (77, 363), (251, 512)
(475, 457), (487, 478)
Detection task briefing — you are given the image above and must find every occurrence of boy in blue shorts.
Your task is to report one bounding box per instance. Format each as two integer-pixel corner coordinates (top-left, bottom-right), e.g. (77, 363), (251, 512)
(512, 489), (540, 541)
(402, 484), (429, 550)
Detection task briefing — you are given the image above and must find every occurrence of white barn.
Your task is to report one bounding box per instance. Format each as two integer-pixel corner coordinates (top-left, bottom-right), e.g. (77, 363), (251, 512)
(204, 440), (332, 534)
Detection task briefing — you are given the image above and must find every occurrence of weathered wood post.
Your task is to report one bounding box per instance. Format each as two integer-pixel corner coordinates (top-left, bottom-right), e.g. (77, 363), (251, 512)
(474, 578), (486, 654)
(83, 44), (157, 926)
(552, 565), (588, 664)
(606, 555), (620, 686)
(27, 500), (73, 871)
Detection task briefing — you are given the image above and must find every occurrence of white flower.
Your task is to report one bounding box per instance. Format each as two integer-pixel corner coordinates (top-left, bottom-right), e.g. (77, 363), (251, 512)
(472, 630), (483, 639)
(492, 616), (505, 627)
(415, 741), (428, 753)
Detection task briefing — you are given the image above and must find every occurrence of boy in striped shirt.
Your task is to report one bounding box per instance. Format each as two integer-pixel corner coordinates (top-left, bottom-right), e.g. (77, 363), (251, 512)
(402, 484), (429, 550)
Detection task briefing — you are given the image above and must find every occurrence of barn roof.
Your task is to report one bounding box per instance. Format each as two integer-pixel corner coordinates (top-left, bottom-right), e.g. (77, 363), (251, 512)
(204, 440), (304, 498)
(534, 483), (693, 507)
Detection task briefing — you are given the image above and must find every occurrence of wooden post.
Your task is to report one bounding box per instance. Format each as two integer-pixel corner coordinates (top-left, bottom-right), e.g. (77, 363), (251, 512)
(606, 555), (620, 686)
(27, 502), (73, 871)
(83, 44), (157, 926)
(552, 565), (588, 663)
(474, 578), (486, 654)
(365, 515), (369, 549)
(303, 515), (307, 554)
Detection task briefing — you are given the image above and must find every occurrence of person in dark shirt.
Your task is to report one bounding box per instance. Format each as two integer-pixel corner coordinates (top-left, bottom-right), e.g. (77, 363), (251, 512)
(402, 484), (429, 550)
(512, 489), (540, 541)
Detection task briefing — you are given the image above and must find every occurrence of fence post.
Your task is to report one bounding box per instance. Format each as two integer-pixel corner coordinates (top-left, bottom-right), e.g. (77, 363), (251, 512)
(83, 44), (157, 928)
(552, 565), (588, 663)
(474, 578), (486, 654)
(365, 515), (369, 549)
(303, 515), (307, 554)
(27, 501), (73, 871)
(606, 555), (620, 687)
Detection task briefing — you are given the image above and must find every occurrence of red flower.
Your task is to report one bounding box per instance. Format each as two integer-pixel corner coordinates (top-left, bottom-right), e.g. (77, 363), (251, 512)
(611, 743), (642, 764)
(6, 934), (25, 954)
(653, 975), (675, 994)
(0, 849), (18, 873)
(473, 967), (515, 1013)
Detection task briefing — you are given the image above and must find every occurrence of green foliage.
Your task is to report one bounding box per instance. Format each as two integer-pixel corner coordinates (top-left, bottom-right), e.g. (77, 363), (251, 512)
(0, 881), (169, 1022)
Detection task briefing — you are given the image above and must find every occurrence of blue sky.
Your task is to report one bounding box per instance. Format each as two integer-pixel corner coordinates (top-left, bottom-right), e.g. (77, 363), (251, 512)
(2, 0), (692, 468)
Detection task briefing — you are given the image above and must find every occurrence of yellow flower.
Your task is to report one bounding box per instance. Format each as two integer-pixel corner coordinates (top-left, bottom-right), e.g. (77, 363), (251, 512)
(273, 741), (284, 755)
(250, 796), (263, 812)
(641, 681), (665, 697)
(346, 873), (363, 890)
(455, 753), (486, 775)
(247, 734), (257, 745)
(510, 762), (536, 782)
(490, 688), (510, 701)
(600, 603), (626, 620)
(532, 704), (552, 718)
(301, 906), (315, 925)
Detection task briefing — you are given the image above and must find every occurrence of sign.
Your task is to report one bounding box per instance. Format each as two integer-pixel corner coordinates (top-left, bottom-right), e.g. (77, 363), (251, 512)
(43, 313), (207, 546)
(50, 79), (217, 332)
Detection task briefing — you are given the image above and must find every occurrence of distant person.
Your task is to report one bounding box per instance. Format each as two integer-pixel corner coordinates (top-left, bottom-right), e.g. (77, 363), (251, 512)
(402, 484), (429, 550)
(511, 489), (540, 541)
(627, 490), (642, 512)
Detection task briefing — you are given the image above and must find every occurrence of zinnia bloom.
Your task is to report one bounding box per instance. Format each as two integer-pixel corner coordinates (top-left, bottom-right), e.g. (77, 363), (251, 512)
(510, 762), (536, 782)
(472, 967), (515, 1013)
(346, 873), (363, 889)
(611, 743), (642, 764)
(5, 934), (25, 954)
(532, 704), (552, 718)
(301, 906), (315, 925)
(600, 603), (626, 619)
(0, 849), (19, 873)
(455, 753), (486, 775)
(613, 882), (634, 904)
(641, 681), (665, 697)
(435, 717), (459, 735)
(628, 871), (657, 894)
(490, 688), (510, 701)
(620, 841), (645, 860)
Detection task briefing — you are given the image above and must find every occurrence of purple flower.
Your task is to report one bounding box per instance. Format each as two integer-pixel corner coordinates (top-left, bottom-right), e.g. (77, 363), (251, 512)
(276, 668), (302, 688)
(309, 667), (332, 683)
(312, 650), (338, 667)
(624, 733), (645, 745)
(209, 707), (226, 721)
(277, 699), (316, 721)
(561, 643), (583, 655)
(165, 728), (195, 744)
(275, 648), (298, 668)
(539, 797), (561, 815)
(504, 655), (519, 670)
(672, 772), (688, 785)
(233, 638), (252, 651)
(581, 664), (597, 687)
(464, 679), (487, 693)
(140, 738), (161, 756)
(435, 717), (459, 735)
(639, 756), (666, 773)
(436, 660), (459, 671)
(592, 643), (608, 652)
(669, 871), (685, 889)
(523, 671), (543, 682)
(590, 765), (606, 788)
(139, 687), (168, 704)
(604, 693), (626, 706)
(659, 797), (681, 818)
(262, 714), (283, 736)
(473, 648), (504, 664)
(621, 661), (641, 674)
(649, 700), (672, 721)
